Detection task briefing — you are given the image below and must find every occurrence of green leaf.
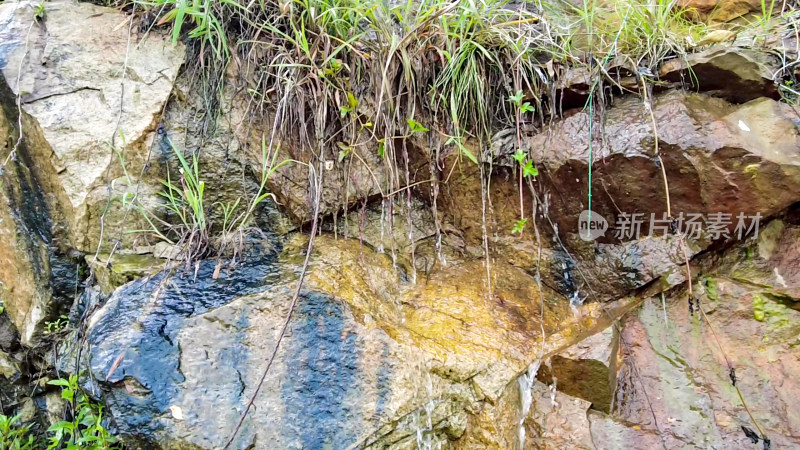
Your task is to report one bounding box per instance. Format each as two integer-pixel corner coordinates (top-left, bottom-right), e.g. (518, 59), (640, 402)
(513, 148), (526, 164)
(61, 389), (74, 403)
(460, 146), (478, 165)
(522, 161), (538, 178)
(407, 118), (429, 134)
(520, 102), (535, 114)
(512, 218), (527, 234)
(336, 142), (352, 162)
(172, 0), (188, 44)
(377, 139), (385, 158)
(47, 421), (73, 433)
(340, 92), (359, 118)
(508, 90), (524, 106)
(347, 92), (358, 109)
(445, 136), (478, 165)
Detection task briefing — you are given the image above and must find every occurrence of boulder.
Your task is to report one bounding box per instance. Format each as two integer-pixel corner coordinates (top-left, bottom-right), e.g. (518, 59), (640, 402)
(0, 0), (183, 343)
(0, 70), (79, 345)
(679, 0), (763, 22)
(537, 327), (620, 413)
(83, 233), (642, 449)
(609, 217), (800, 448)
(457, 90), (800, 300)
(0, 0), (184, 252)
(659, 46), (780, 103)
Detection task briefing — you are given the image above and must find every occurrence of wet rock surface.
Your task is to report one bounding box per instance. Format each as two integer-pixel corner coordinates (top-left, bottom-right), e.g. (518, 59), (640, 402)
(458, 90), (800, 300)
(0, 62), (79, 344)
(555, 216), (800, 449)
(0, 0), (182, 344)
(452, 216), (800, 449)
(83, 233), (643, 449)
(1, 1), (800, 446)
(537, 328), (619, 413)
(76, 61), (800, 450)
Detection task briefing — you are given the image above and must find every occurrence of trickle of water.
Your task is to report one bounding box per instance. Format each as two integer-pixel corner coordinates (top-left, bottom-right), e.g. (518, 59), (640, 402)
(436, 230), (445, 267)
(569, 290), (583, 309)
(414, 373), (437, 450)
(517, 359), (541, 449)
(548, 378), (559, 408)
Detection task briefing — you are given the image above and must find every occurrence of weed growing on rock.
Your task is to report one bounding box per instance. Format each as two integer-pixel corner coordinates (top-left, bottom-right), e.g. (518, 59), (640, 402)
(139, 0), (245, 60)
(126, 138), (289, 264)
(33, 3), (45, 22)
(0, 414), (36, 450)
(0, 376), (119, 450)
(47, 375), (120, 450)
(43, 315), (69, 334)
(124, 140), (209, 261)
(137, 0), (717, 164)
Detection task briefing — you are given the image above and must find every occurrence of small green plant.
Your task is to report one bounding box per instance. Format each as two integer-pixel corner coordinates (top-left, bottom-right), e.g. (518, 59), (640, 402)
(47, 375), (119, 449)
(33, 3), (45, 22)
(339, 92), (359, 118)
(128, 139), (289, 263)
(779, 79), (799, 105)
(513, 149), (526, 165)
(214, 138), (291, 259)
(377, 139), (386, 159)
(406, 118), (429, 134)
(510, 148), (538, 235)
(44, 315), (69, 334)
(127, 141), (210, 261)
(140, 0), (246, 60)
(512, 218), (528, 234)
(753, 0), (777, 34)
(0, 414), (36, 450)
(509, 91), (534, 115)
(444, 135), (478, 165)
(113, 131), (133, 185)
(336, 142), (353, 162)
(522, 160), (538, 178)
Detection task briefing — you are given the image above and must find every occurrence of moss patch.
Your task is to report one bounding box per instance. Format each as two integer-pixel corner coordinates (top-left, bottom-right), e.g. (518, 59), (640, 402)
(752, 293), (791, 330)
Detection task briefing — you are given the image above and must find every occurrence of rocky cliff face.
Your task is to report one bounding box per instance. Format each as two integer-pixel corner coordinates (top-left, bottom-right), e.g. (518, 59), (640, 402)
(0, 0), (184, 344)
(0, 1), (799, 449)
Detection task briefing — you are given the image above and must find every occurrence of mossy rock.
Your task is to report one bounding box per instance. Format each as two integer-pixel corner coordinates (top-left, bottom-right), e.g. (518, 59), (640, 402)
(87, 254), (165, 294)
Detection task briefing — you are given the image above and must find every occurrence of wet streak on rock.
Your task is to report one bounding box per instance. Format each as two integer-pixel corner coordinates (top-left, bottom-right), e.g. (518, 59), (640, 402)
(86, 242), (282, 438)
(280, 292), (366, 449)
(0, 72), (52, 274)
(0, 70), (79, 342)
